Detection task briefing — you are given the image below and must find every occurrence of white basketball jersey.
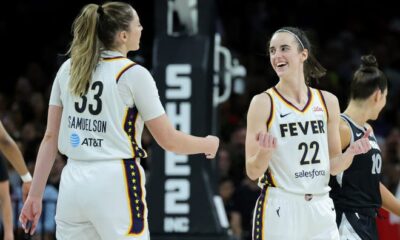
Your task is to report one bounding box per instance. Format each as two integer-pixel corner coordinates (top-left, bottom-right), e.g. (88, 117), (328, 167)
(259, 87), (330, 194)
(51, 52), (163, 161)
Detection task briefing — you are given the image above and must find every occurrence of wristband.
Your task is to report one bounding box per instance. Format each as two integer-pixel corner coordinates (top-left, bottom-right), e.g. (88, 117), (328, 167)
(21, 172), (33, 182)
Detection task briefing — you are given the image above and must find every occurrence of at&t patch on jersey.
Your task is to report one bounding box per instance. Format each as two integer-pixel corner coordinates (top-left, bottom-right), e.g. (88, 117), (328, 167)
(70, 132), (80, 148)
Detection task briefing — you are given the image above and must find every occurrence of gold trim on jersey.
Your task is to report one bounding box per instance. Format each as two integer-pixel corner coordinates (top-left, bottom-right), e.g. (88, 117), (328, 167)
(122, 161), (133, 233)
(259, 168), (278, 188)
(269, 170), (278, 187)
(122, 107), (148, 158)
(316, 89), (329, 120)
(122, 159), (147, 236)
(253, 186), (269, 240)
(116, 62), (137, 82)
(102, 56), (126, 62)
(264, 90), (275, 130)
(122, 108), (135, 157)
(271, 86), (314, 114)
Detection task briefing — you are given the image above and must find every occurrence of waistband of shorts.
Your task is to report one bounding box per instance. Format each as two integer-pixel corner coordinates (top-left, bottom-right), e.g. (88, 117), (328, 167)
(67, 158), (140, 165)
(266, 187), (330, 202)
(336, 207), (379, 217)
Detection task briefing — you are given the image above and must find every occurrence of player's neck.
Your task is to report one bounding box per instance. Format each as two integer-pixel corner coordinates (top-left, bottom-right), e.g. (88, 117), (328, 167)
(344, 101), (371, 126)
(275, 80), (308, 104)
(109, 47), (128, 57)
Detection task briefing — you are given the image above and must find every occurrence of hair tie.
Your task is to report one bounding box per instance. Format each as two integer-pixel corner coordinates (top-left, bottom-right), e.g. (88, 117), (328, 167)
(97, 5), (104, 15)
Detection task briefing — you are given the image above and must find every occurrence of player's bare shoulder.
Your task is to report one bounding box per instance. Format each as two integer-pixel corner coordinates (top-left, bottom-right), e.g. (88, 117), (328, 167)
(249, 91), (272, 110)
(247, 91), (273, 123)
(318, 90), (340, 120)
(318, 90), (339, 107)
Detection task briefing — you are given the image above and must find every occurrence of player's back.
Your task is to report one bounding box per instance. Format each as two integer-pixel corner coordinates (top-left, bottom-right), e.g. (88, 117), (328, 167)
(55, 52), (147, 161)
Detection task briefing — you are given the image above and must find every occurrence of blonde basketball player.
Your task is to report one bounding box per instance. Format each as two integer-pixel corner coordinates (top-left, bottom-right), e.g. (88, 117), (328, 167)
(245, 27), (371, 240)
(19, 2), (219, 240)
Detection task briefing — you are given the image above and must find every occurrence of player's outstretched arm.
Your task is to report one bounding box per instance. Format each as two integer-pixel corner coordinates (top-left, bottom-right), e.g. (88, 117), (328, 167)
(245, 93), (276, 180)
(145, 114), (219, 159)
(19, 105), (62, 235)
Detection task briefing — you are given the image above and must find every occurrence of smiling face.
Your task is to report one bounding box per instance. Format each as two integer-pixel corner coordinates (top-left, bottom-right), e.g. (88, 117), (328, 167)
(268, 32), (308, 79)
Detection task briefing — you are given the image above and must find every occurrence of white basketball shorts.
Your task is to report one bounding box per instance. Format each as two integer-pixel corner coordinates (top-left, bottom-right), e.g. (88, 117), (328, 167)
(55, 158), (150, 240)
(252, 187), (339, 240)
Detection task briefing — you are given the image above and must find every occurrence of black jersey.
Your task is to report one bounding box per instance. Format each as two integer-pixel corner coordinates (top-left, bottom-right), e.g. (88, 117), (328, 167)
(329, 114), (382, 211)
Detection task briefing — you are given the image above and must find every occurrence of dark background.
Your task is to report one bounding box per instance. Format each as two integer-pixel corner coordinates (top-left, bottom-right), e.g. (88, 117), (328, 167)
(2, 0), (399, 129)
(1, 0), (400, 239)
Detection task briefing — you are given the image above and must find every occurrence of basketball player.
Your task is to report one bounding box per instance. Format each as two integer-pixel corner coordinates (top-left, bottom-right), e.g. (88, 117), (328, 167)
(329, 55), (400, 240)
(19, 2), (219, 239)
(245, 27), (371, 239)
(0, 121), (32, 240)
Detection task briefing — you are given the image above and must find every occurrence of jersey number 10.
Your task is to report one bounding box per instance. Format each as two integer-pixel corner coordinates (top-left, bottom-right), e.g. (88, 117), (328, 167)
(371, 153), (382, 175)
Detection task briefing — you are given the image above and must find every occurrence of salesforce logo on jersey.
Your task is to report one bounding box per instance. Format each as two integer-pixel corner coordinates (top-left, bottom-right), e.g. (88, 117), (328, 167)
(295, 169), (326, 179)
(70, 133), (81, 148)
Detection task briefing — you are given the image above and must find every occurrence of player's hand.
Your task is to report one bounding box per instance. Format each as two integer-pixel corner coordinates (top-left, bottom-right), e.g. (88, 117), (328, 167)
(22, 181), (31, 203)
(19, 195), (43, 235)
(204, 135), (219, 159)
(346, 128), (372, 156)
(256, 131), (277, 154)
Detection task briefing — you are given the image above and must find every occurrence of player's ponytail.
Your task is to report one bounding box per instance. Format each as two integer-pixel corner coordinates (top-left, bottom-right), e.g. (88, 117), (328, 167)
(67, 4), (102, 96)
(304, 53), (326, 83)
(67, 2), (134, 96)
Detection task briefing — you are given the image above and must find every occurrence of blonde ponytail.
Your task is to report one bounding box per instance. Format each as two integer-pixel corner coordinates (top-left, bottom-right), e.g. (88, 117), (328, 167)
(67, 4), (101, 96)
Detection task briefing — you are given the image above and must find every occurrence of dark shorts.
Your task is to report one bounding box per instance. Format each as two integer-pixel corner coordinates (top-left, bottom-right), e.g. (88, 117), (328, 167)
(0, 157), (9, 181)
(336, 209), (378, 240)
